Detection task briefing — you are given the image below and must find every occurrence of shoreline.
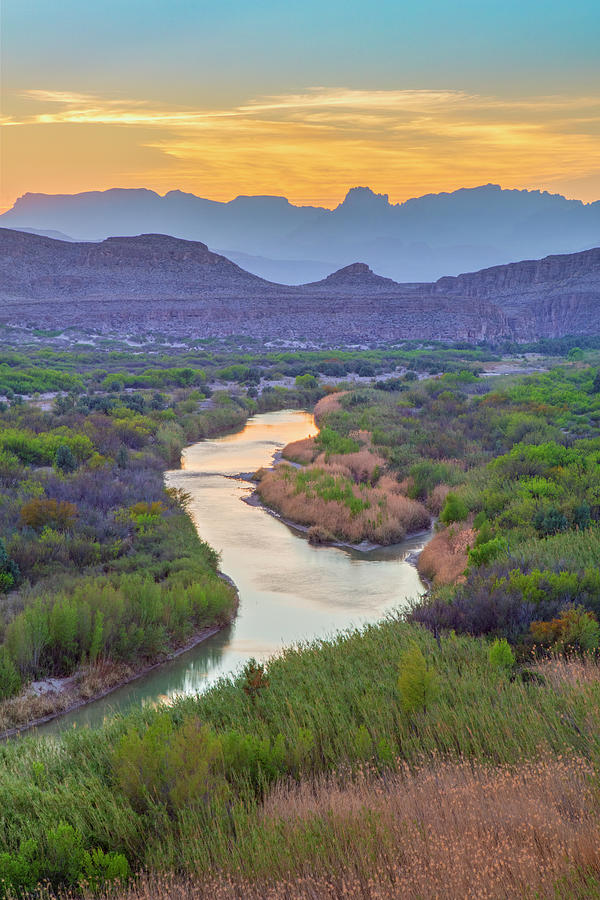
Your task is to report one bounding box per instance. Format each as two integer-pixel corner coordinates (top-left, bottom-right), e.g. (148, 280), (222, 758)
(242, 487), (431, 556)
(0, 570), (238, 741)
(240, 440), (432, 556)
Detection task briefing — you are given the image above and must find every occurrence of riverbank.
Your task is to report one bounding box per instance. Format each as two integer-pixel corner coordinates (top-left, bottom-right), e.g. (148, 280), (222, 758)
(0, 396), (248, 737)
(242, 487), (432, 554)
(0, 624), (226, 740)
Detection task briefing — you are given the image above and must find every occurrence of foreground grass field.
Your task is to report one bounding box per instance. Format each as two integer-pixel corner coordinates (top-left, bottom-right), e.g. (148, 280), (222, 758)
(2, 619), (600, 896)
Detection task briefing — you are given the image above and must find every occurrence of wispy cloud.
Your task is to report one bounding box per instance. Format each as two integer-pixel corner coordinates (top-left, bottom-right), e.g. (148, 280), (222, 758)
(3, 86), (600, 205)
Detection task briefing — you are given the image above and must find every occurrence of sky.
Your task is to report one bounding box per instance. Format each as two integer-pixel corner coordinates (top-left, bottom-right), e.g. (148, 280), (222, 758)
(1, 0), (599, 211)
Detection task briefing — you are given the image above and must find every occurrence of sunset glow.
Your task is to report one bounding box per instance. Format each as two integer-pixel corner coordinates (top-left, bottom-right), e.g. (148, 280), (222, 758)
(1, 0), (599, 209)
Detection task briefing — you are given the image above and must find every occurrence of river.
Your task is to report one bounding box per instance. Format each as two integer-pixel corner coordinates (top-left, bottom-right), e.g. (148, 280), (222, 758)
(36, 409), (428, 737)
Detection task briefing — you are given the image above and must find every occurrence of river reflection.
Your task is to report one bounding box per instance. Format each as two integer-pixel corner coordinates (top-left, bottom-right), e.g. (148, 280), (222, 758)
(36, 410), (428, 737)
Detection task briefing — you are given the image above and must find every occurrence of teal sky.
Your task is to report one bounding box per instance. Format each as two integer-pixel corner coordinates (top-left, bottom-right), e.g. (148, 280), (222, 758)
(1, 0), (599, 207)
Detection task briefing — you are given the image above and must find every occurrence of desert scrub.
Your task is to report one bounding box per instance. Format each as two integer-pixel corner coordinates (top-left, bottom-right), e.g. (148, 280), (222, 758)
(257, 462), (429, 544)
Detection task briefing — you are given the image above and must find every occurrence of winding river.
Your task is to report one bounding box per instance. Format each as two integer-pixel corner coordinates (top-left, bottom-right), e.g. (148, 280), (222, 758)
(36, 409), (428, 737)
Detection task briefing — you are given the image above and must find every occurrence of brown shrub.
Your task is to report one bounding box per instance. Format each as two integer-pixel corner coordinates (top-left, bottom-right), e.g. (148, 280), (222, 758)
(19, 498), (78, 531)
(315, 448), (386, 484)
(281, 437), (318, 464)
(417, 524), (475, 585)
(428, 482), (451, 514)
(307, 525), (337, 545)
(313, 392), (347, 423)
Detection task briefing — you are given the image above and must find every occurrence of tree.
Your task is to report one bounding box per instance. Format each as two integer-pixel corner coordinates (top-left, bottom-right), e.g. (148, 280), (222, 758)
(295, 373), (318, 390)
(488, 638), (515, 672)
(397, 644), (438, 714)
(55, 444), (77, 473)
(440, 492), (468, 524)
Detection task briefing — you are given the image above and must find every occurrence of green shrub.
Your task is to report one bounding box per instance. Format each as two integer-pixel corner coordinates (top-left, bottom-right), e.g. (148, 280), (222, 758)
(397, 644), (438, 714)
(440, 493), (468, 524)
(468, 537), (508, 567)
(315, 426), (359, 457)
(0, 647), (21, 700)
(488, 638), (515, 671)
(55, 443), (77, 473)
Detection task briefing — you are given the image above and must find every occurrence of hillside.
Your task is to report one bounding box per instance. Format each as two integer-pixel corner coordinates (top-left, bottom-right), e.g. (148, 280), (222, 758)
(1, 183), (598, 283)
(2, 228), (600, 343)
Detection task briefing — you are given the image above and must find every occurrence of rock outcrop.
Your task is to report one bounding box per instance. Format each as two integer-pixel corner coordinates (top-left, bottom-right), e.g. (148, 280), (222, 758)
(1, 228), (599, 344)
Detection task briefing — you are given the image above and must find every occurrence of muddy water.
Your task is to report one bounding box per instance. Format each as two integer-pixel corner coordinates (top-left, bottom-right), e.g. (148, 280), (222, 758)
(37, 410), (428, 736)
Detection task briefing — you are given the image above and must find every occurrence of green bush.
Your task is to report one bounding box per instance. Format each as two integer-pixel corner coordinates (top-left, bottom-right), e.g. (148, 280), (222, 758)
(0, 647), (21, 700)
(440, 492), (469, 524)
(397, 644), (438, 714)
(488, 638), (515, 671)
(468, 537), (508, 567)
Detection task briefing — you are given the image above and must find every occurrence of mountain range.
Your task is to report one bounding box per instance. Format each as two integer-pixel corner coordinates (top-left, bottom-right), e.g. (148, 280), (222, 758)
(1, 228), (599, 345)
(1, 184), (599, 284)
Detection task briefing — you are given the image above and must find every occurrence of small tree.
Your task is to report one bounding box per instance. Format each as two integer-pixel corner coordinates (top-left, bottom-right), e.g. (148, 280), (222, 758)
(397, 644), (438, 714)
(440, 492), (468, 524)
(488, 638), (515, 672)
(242, 658), (269, 702)
(55, 444), (77, 473)
(295, 374), (318, 390)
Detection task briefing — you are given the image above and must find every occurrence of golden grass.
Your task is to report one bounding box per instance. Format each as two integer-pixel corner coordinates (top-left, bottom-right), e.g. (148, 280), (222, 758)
(313, 392), (347, 423)
(281, 437), (318, 464)
(417, 524), (475, 585)
(258, 462), (430, 545)
(532, 654), (600, 690)
(99, 757), (600, 899)
(315, 448), (386, 483)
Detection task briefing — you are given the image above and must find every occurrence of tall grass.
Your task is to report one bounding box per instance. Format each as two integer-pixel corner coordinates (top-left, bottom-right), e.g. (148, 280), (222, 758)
(258, 463), (429, 544)
(417, 523), (475, 584)
(2, 620), (600, 891)
(93, 757), (600, 899)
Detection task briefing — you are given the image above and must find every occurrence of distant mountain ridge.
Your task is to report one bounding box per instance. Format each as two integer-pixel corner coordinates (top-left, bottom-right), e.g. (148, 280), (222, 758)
(1, 183), (598, 283)
(2, 228), (600, 344)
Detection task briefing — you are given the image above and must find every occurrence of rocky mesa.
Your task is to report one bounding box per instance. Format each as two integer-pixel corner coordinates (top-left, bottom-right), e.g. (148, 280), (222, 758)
(1, 228), (599, 343)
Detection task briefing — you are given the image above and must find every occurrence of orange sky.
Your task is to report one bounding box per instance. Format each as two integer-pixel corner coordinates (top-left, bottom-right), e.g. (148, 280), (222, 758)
(2, 87), (600, 212)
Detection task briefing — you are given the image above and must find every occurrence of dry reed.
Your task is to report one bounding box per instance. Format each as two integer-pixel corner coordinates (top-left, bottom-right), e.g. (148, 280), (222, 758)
(258, 462), (429, 545)
(417, 524), (475, 584)
(313, 392), (346, 422)
(93, 757), (600, 900)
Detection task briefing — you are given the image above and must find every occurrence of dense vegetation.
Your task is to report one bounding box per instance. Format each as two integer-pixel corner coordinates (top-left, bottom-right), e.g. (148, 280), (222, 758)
(0, 387), (252, 729)
(5, 341), (600, 897)
(290, 362), (600, 654)
(1, 620), (600, 896)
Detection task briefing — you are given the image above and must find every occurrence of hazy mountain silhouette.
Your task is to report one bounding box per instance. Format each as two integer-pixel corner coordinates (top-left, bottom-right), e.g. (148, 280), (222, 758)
(1, 184), (598, 283)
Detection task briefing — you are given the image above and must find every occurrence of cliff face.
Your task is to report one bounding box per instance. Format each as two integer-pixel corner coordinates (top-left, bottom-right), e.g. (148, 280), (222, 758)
(0, 228), (598, 344)
(436, 248), (600, 338)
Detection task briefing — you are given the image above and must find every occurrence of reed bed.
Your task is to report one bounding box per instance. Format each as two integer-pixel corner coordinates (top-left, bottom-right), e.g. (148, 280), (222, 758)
(5, 621), (600, 893)
(417, 524), (475, 584)
(258, 462), (429, 544)
(88, 758), (600, 899)
(281, 437), (317, 464)
(313, 393), (346, 422)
